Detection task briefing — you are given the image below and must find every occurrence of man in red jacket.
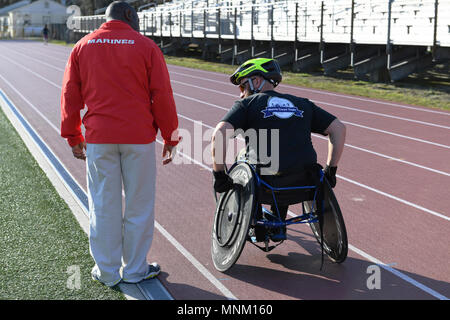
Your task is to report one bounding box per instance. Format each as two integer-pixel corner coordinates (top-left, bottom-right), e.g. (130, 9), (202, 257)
(61, 1), (180, 287)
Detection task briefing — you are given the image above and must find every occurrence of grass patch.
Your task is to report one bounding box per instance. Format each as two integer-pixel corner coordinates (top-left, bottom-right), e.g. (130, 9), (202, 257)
(0, 108), (125, 300)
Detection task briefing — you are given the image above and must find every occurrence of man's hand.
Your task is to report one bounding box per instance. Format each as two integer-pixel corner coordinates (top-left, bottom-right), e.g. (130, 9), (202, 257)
(324, 165), (337, 188)
(213, 170), (234, 193)
(162, 143), (176, 165)
(72, 142), (86, 161)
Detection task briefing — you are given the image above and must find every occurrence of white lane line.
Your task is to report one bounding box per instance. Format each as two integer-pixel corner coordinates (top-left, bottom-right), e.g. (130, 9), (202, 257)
(177, 102), (450, 176)
(168, 65), (450, 116)
(161, 131), (449, 299)
(178, 104), (450, 177)
(332, 141), (450, 177)
(348, 245), (448, 300)
(174, 92), (229, 111)
(175, 108), (450, 221)
(16, 45), (70, 63)
(0, 88), (148, 301)
(172, 79), (450, 148)
(173, 93), (450, 177)
(2, 48), (449, 219)
(159, 131), (450, 300)
(6, 47), (66, 72)
(2, 70), (447, 301)
(152, 195), (237, 300)
(0, 53), (62, 89)
(285, 213), (448, 300)
(337, 175), (450, 221)
(315, 99), (450, 130)
(19, 44), (445, 119)
(0, 73), (60, 132)
(5, 45), (448, 148)
(170, 77), (450, 130)
(0, 74), (237, 300)
(340, 120), (450, 149)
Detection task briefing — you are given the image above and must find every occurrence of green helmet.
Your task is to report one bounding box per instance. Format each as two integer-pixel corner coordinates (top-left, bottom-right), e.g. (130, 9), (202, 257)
(230, 58), (282, 87)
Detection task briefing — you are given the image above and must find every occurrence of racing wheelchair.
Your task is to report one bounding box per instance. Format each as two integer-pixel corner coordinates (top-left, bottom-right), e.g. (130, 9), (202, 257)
(211, 159), (348, 272)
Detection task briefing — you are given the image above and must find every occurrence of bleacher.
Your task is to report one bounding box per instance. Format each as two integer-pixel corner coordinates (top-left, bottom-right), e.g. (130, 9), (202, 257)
(71, 0), (450, 81)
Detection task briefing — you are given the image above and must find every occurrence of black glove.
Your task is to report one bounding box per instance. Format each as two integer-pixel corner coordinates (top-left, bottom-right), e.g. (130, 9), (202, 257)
(324, 165), (337, 188)
(213, 170), (234, 193)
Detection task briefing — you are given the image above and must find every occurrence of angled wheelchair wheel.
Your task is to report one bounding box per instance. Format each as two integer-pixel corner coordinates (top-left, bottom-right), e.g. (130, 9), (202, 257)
(303, 178), (348, 263)
(211, 162), (257, 272)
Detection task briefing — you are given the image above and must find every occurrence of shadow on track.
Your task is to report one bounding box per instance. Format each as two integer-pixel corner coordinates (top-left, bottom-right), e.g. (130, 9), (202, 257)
(157, 272), (228, 300)
(222, 228), (450, 300)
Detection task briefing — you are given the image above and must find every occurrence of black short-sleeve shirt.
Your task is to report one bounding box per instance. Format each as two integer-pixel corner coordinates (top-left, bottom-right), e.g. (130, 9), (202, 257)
(222, 90), (336, 174)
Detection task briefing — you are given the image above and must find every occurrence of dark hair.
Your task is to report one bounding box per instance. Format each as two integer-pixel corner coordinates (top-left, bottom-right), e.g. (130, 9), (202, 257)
(105, 1), (139, 31)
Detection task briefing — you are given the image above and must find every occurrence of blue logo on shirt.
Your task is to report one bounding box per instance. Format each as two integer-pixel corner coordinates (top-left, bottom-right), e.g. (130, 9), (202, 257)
(262, 97), (304, 119)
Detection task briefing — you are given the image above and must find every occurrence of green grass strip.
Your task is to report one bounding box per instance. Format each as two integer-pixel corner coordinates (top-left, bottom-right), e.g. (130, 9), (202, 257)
(0, 108), (124, 300)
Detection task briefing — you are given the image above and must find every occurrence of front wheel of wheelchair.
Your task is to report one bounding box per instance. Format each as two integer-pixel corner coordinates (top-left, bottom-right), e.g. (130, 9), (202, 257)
(303, 179), (348, 263)
(211, 162), (257, 272)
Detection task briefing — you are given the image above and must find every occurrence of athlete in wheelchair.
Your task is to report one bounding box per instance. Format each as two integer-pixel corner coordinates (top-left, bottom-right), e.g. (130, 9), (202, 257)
(210, 58), (348, 272)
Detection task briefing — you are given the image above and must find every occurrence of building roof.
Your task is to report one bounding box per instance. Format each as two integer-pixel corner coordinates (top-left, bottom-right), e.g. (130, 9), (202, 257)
(9, 0), (67, 13)
(0, 0), (31, 16)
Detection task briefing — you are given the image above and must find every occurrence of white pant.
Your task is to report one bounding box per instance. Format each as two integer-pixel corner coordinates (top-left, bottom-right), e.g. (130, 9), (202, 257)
(86, 143), (156, 285)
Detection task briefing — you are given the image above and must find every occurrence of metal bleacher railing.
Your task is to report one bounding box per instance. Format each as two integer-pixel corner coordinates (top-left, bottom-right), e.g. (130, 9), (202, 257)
(72, 0), (450, 48)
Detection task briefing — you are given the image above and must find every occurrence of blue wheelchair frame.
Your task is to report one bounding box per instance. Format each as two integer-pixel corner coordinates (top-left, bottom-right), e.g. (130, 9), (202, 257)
(231, 160), (324, 235)
(212, 159), (347, 271)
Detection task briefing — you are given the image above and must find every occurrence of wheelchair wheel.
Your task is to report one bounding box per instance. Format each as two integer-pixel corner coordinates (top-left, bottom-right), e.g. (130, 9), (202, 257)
(211, 162), (257, 272)
(303, 179), (348, 263)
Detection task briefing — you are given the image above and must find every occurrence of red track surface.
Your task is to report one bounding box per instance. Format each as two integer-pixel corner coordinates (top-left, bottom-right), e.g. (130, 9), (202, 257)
(0, 40), (449, 300)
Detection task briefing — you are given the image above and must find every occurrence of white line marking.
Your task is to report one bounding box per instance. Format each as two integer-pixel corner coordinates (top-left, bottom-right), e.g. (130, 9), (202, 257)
(0, 53), (62, 89)
(161, 134), (450, 300)
(5, 44), (448, 148)
(168, 65), (450, 116)
(0, 75), (237, 300)
(174, 92), (228, 111)
(170, 77), (450, 130)
(158, 134), (448, 299)
(1, 46), (66, 72)
(0, 89), (148, 301)
(17, 48), (449, 173)
(340, 120), (450, 149)
(0, 73), (60, 132)
(2, 54), (449, 206)
(0, 89), (89, 233)
(2, 74), (447, 300)
(8, 42), (448, 299)
(171, 79), (450, 148)
(153, 209), (237, 300)
(337, 175), (450, 221)
(315, 99), (450, 130)
(312, 134), (450, 177)
(280, 85), (450, 117)
(174, 94), (450, 177)
(348, 245), (448, 300)
(19, 46), (69, 63)
(175, 108), (450, 221)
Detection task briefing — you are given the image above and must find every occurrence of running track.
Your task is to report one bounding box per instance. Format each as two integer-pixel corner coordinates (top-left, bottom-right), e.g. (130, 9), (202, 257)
(0, 40), (449, 300)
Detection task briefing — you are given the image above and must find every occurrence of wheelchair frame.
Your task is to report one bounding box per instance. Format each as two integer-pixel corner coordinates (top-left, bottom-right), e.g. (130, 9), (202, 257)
(212, 159), (347, 272)
(229, 160), (325, 252)
(249, 161), (324, 230)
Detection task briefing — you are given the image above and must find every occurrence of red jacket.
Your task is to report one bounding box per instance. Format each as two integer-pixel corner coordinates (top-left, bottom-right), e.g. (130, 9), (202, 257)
(61, 20), (179, 147)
